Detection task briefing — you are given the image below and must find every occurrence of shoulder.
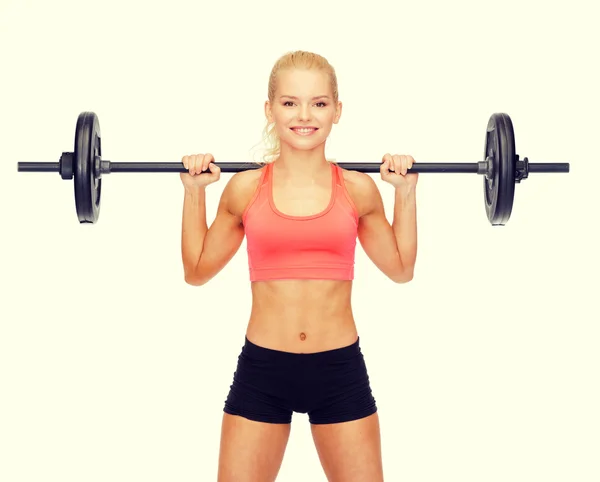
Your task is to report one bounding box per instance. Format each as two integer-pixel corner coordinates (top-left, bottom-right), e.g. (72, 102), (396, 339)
(222, 164), (267, 217)
(337, 165), (381, 217)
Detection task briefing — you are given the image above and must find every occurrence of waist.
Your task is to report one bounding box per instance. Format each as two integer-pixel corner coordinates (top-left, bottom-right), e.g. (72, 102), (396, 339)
(246, 279), (358, 353)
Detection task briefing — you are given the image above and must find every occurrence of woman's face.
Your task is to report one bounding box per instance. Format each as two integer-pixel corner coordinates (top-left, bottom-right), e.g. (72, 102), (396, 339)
(265, 68), (342, 153)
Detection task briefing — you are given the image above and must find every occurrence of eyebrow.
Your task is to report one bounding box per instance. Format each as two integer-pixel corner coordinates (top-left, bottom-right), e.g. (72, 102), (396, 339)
(279, 95), (331, 100)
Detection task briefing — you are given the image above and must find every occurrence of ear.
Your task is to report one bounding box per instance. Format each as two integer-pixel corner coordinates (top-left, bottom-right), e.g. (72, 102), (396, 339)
(333, 101), (343, 124)
(264, 100), (274, 123)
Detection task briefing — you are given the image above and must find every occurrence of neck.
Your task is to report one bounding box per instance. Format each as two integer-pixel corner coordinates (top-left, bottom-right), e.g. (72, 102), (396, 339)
(275, 143), (329, 177)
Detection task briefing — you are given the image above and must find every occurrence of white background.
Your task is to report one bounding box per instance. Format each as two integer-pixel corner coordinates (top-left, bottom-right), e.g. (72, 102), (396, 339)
(1, 0), (598, 480)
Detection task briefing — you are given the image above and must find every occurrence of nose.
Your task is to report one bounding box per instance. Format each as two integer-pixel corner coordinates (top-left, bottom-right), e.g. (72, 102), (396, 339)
(298, 103), (311, 121)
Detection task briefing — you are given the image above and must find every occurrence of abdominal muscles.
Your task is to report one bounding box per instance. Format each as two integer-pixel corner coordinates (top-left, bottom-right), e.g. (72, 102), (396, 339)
(246, 279), (358, 353)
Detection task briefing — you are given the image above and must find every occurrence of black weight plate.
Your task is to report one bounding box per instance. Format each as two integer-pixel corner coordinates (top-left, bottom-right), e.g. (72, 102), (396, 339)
(483, 113), (515, 225)
(74, 112), (102, 223)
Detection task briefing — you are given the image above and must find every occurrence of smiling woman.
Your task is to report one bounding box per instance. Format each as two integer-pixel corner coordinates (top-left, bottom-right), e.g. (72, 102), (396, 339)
(179, 50), (418, 481)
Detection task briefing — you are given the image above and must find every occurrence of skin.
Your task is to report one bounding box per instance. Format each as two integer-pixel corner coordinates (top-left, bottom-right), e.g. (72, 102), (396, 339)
(180, 67), (418, 481)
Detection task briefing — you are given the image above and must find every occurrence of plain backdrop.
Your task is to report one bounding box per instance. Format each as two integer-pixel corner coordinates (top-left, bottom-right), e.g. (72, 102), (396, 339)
(1, 0), (598, 481)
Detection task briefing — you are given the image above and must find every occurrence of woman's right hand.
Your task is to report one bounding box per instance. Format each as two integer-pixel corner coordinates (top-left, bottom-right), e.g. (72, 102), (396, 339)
(180, 153), (221, 189)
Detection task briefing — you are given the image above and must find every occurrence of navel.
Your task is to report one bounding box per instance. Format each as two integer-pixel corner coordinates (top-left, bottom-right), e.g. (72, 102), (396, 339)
(299, 332), (307, 341)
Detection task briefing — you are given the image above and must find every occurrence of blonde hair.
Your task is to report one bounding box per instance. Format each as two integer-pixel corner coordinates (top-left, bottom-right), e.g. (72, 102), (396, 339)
(256, 51), (339, 164)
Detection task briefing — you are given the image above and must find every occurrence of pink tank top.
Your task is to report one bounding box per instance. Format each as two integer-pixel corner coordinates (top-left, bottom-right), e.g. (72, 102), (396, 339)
(242, 161), (359, 282)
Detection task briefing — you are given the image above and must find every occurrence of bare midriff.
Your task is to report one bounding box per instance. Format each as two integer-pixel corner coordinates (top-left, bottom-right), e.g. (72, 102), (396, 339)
(246, 279), (358, 353)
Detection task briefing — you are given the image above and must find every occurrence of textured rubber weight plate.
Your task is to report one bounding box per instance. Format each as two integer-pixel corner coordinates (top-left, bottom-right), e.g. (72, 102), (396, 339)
(74, 112), (102, 223)
(484, 113), (516, 225)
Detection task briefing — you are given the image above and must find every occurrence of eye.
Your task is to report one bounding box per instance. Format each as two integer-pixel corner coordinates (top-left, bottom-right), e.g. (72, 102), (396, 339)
(283, 101), (295, 107)
(315, 102), (328, 107)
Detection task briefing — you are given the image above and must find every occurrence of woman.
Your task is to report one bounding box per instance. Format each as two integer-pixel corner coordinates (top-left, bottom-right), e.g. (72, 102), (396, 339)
(180, 51), (417, 481)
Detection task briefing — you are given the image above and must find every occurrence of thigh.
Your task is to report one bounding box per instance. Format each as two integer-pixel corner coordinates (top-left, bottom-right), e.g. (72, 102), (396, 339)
(218, 413), (291, 482)
(310, 412), (383, 482)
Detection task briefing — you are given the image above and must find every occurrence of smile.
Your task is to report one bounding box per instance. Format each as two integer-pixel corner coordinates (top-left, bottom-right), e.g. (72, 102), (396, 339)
(290, 127), (319, 136)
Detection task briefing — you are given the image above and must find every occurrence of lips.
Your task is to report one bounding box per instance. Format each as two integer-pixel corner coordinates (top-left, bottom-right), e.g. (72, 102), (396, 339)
(290, 127), (319, 136)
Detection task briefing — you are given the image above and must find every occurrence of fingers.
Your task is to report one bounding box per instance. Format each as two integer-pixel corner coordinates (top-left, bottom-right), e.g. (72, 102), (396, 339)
(207, 162), (221, 174)
(201, 153), (214, 173)
(206, 161), (221, 182)
(181, 153), (215, 176)
(380, 153), (392, 176)
(406, 155), (414, 174)
(381, 154), (415, 176)
(392, 154), (414, 175)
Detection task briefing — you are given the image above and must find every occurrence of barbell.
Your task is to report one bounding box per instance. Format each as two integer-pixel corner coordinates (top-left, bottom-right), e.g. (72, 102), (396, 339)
(17, 111), (569, 225)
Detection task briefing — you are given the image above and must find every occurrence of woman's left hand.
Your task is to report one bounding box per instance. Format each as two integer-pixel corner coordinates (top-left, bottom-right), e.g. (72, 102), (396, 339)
(380, 153), (419, 191)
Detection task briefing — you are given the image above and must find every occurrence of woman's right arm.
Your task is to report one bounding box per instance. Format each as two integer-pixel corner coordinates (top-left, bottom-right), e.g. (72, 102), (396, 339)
(181, 177), (246, 285)
(180, 153), (260, 285)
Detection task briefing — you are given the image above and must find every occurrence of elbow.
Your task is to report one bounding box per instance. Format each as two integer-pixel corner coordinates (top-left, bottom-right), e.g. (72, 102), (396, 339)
(392, 273), (413, 284)
(183, 267), (208, 286)
(184, 275), (207, 286)
(391, 266), (415, 284)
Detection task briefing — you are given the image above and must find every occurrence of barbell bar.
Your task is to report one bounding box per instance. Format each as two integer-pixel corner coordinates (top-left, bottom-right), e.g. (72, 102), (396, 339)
(17, 111), (570, 225)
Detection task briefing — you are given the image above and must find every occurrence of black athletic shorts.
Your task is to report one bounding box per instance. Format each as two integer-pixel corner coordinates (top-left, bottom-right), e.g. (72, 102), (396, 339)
(223, 336), (377, 425)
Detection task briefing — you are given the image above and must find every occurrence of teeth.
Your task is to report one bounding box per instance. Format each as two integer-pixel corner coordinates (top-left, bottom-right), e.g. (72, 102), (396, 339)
(293, 128), (315, 133)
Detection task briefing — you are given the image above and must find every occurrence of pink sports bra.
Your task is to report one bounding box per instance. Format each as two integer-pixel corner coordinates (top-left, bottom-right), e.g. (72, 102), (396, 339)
(242, 161), (359, 282)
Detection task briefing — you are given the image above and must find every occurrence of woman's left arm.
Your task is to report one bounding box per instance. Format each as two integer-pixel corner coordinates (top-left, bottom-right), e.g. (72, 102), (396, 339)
(349, 154), (418, 283)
